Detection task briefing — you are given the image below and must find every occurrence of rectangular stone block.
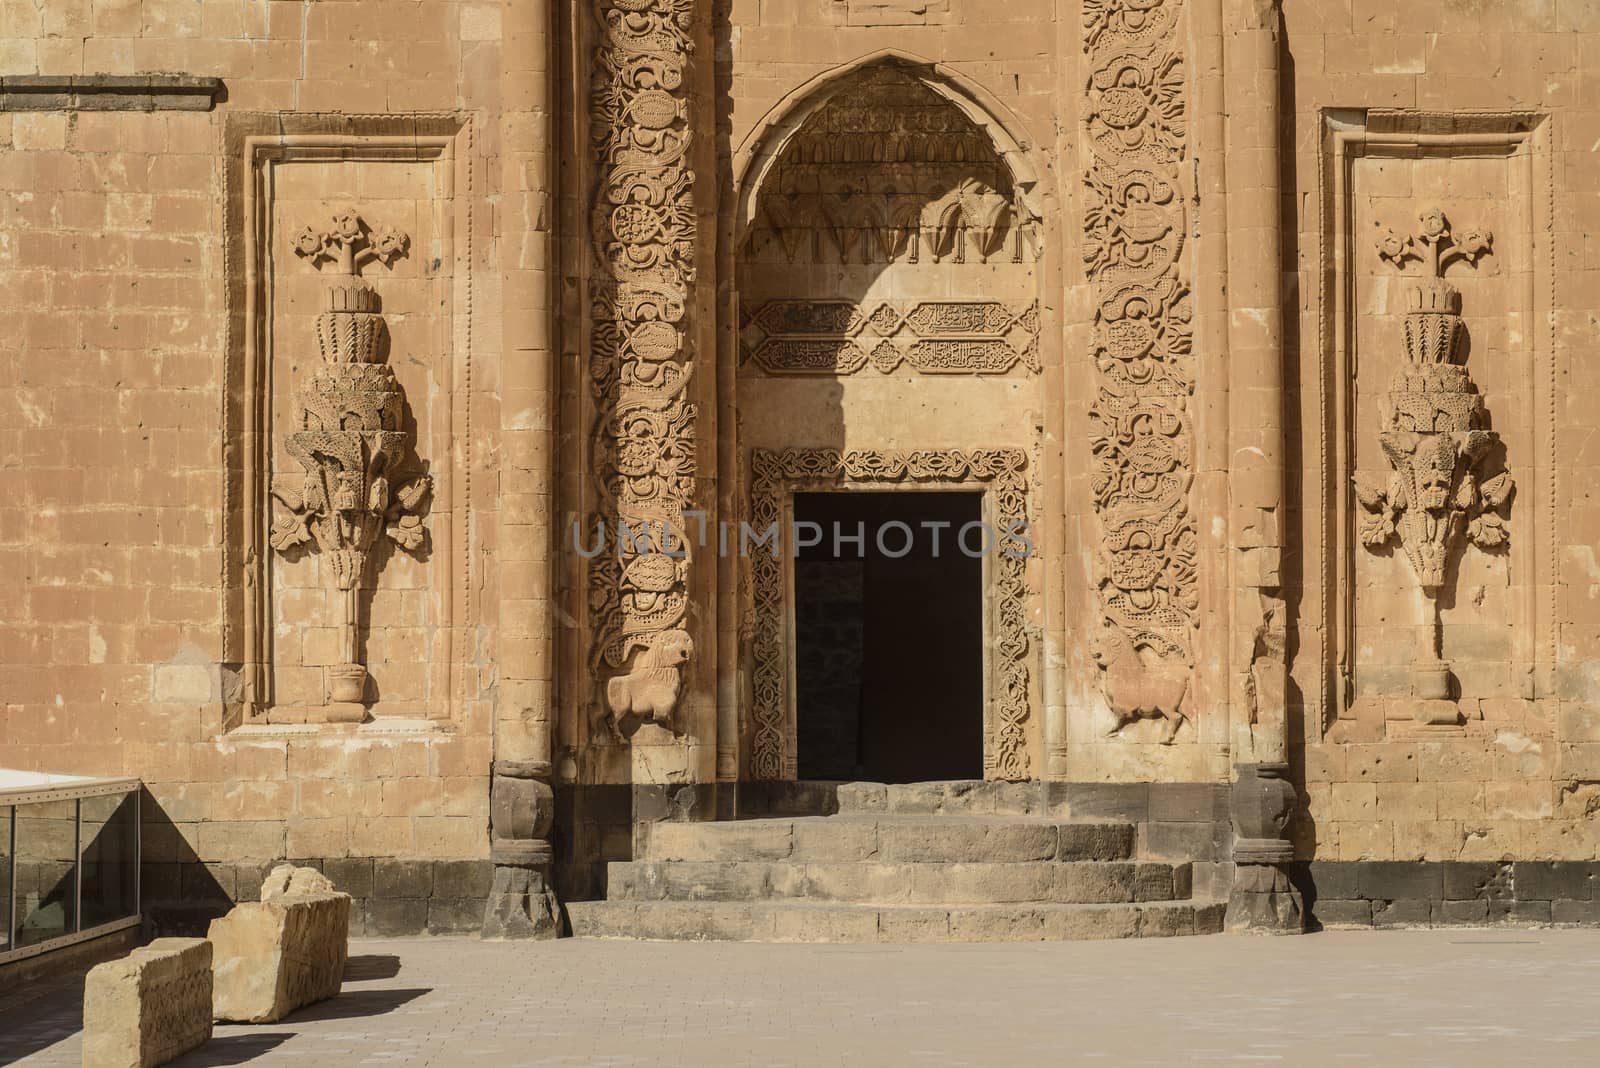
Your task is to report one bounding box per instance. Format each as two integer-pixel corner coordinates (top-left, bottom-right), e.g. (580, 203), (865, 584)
(1512, 860), (1594, 901)
(1312, 899), (1375, 928)
(83, 938), (213, 1068)
(1357, 861), (1443, 901)
(208, 866), (350, 1024)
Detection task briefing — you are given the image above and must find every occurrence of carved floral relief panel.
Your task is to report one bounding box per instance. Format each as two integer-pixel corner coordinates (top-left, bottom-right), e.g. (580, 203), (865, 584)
(225, 120), (473, 729)
(1317, 112), (1551, 739)
(1081, 0), (1198, 745)
(587, 0), (700, 739)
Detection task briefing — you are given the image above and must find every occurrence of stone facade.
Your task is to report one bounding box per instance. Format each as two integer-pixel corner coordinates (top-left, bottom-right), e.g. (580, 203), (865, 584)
(4, 0), (1600, 938)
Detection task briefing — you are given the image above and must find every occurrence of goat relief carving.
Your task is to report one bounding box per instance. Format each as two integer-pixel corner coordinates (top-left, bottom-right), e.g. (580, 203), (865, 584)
(269, 208), (430, 718)
(1354, 208), (1512, 719)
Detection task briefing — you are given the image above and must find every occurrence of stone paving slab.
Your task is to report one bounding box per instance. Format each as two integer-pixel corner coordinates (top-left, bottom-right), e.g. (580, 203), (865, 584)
(5, 931), (1600, 1066)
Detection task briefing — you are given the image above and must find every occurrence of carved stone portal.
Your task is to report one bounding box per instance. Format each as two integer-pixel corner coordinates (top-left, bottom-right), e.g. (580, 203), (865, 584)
(1355, 209), (1512, 724)
(748, 449), (1032, 781)
(270, 208), (430, 719)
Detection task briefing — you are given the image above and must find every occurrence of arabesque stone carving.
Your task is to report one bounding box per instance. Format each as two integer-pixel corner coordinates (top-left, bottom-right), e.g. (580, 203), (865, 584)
(741, 299), (1040, 376)
(269, 208), (430, 719)
(749, 449), (1032, 780)
(589, 0), (699, 737)
(1083, 0), (1197, 742)
(1355, 208), (1511, 719)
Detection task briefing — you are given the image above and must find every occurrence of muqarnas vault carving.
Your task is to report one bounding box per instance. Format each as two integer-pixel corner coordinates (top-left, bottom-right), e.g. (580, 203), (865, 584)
(588, 0), (698, 738)
(1082, 0), (1197, 744)
(269, 209), (430, 719)
(1355, 208), (1513, 723)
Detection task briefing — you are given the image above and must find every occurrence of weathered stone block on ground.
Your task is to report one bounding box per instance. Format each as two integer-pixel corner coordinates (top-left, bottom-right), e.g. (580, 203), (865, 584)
(208, 865), (350, 1023)
(82, 938), (213, 1068)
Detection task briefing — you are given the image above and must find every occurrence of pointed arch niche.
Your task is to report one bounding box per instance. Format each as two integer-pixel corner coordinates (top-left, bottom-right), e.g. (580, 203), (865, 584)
(725, 56), (1050, 782)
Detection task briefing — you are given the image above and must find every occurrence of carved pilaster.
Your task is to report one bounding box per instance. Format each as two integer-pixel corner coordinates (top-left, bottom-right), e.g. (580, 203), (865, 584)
(1225, 762), (1303, 933)
(269, 210), (430, 722)
(587, 0), (699, 740)
(1082, 0), (1199, 745)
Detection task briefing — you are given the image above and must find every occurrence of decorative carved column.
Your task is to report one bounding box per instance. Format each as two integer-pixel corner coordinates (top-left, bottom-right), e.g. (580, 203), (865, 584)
(484, 0), (561, 939)
(270, 210), (430, 724)
(1082, 0), (1200, 748)
(1221, 0), (1301, 933)
(586, 0), (699, 740)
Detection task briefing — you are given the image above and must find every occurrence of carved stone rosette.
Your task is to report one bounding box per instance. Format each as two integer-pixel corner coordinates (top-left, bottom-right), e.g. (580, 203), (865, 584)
(270, 209), (429, 719)
(748, 449), (1032, 781)
(588, 0), (699, 738)
(1356, 209), (1511, 720)
(1082, 0), (1198, 743)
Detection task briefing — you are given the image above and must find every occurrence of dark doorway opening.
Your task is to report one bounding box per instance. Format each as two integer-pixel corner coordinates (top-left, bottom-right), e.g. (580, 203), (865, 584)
(793, 491), (984, 783)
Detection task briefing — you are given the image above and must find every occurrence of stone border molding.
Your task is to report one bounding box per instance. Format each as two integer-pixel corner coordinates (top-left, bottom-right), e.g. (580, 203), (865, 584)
(747, 448), (1033, 782)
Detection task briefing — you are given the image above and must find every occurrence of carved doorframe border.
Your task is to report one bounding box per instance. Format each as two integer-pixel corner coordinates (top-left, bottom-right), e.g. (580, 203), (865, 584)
(746, 448), (1032, 782)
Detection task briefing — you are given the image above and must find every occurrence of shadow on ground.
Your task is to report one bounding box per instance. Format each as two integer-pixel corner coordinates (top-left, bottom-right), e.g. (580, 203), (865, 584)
(0, 977), (83, 1067)
(343, 953), (401, 981)
(170, 1034), (293, 1066)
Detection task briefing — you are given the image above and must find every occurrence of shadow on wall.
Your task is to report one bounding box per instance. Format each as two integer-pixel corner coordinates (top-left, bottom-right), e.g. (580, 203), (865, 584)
(139, 790), (236, 938)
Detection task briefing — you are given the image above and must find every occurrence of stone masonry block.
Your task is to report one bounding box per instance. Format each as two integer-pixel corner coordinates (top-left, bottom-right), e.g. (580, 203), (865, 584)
(1512, 861), (1594, 901)
(208, 865), (350, 1024)
(83, 938), (213, 1068)
(1356, 861), (1444, 901)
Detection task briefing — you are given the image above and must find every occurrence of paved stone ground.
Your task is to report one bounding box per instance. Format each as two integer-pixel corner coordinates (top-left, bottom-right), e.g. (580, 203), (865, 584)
(5, 930), (1600, 1066)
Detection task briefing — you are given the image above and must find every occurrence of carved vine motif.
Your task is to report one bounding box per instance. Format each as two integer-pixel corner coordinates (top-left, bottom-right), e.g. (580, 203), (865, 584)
(1082, 0), (1197, 742)
(740, 299), (1040, 375)
(748, 449), (1032, 781)
(1356, 208), (1511, 609)
(589, 0), (698, 736)
(270, 209), (430, 712)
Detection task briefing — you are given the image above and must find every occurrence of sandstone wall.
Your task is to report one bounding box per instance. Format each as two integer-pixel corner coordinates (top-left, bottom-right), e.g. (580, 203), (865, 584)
(1283, 0), (1600, 865)
(0, 0), (506, 932)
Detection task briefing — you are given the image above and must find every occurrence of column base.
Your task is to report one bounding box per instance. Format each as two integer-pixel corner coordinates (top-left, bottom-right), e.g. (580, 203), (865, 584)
(482, 864), (561, 940)
(1225, 863), (1304, 934)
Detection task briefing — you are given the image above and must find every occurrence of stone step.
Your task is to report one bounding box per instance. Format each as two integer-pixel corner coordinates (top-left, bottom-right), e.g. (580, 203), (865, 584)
(568, 899), (1226, 944)
(834, 780), (1059, 817)
(608, 859), (1192, 905)
(639, 816), (1136, 865)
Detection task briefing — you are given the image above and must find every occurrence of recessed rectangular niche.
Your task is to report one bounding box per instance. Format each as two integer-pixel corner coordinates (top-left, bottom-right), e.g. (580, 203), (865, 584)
(1315, 109), (1552, 736)
(222, 115), (474, 729)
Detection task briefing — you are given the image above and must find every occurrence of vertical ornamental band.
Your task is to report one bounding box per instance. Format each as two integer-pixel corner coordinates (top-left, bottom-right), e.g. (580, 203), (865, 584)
(1082, 0), (1200, 745)
(588, 0), (699, 738)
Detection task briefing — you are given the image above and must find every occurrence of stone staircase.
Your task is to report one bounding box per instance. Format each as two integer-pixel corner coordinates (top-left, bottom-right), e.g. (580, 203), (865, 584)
(568, 781), (1225, 943)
